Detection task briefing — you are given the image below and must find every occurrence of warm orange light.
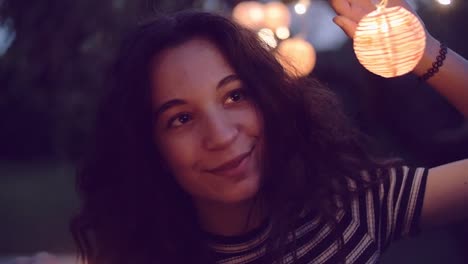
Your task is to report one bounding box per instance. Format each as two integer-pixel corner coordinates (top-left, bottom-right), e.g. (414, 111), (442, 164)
(232, 1), (265, 30)
(353, 6), (426, 78)
(275, 26), (290, 40)
(276, 37), (316, 77)
(264, 1), (291, 30)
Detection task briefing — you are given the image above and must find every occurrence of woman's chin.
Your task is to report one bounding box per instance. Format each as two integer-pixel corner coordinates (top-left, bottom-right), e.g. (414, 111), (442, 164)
(208, 170), (262, 205)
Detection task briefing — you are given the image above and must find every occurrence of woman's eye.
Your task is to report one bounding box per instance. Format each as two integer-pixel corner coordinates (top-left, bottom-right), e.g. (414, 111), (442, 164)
(226, 89), (247, 104)
(167, 113), (192, 128)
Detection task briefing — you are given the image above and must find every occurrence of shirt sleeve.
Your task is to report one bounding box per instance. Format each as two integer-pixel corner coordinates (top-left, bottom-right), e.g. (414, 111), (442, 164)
(367, 166), (429, 251)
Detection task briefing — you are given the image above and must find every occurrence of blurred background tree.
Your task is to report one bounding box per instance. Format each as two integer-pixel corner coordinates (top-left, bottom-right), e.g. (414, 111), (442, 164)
(0, 0), (467, 261)
(0, 0), (200, 160)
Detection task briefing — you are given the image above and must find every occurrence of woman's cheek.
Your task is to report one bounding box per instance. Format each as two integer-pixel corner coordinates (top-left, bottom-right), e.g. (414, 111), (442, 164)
(160, 132), (199, 174)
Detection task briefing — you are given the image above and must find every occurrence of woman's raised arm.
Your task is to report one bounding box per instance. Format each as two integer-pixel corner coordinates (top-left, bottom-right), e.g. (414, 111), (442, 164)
(422, 159), (468, 229)
(329, 0), (468, 118)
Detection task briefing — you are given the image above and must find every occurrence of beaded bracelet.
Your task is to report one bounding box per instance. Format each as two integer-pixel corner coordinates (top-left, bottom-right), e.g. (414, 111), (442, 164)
(418, 42), (448, 82)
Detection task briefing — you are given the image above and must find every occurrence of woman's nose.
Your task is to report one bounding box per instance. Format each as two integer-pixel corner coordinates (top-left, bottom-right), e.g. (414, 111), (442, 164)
(202, 111), (238, 151)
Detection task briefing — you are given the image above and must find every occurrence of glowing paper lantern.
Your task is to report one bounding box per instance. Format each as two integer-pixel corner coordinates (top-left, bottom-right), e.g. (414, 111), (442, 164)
(276, 37), (316, 77)
(353, 5), (426, 78)
(264, 1), (291, 30)
(232, 1), (265, 30)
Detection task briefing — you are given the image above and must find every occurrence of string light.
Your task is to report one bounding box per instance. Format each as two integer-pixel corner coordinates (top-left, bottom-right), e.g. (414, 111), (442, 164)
(437, 0), (451, 5)
(294, 3), (306, 15)
(294, 0), (310, 15)
(353, 0), (426, 78)
(275, 26), (290, 40)
(258, 28), (278, 49)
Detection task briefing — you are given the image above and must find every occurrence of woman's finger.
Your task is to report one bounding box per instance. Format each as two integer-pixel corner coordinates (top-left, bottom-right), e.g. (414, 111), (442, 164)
(333, 15), (358, 39)
(329, 0), (351, 16)
(330, 0), (374, 23)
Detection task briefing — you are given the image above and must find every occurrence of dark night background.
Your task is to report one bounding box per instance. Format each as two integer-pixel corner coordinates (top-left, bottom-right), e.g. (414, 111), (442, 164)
(0, 0), (467, 262)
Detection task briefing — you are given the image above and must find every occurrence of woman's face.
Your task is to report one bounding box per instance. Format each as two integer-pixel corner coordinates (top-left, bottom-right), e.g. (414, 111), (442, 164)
(151, 38), (263, 206)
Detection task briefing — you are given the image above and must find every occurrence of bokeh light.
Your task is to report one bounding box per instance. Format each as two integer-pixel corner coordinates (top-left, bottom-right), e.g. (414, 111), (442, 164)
(232, 1), (265, 30)
(275, 26), (290, 40)
(437, 0), (452, 5)
(276, 37), (316, 77)
(294, 3), (307, 15)
(264, 1), (291, 30)
(258, 28), (278, 49)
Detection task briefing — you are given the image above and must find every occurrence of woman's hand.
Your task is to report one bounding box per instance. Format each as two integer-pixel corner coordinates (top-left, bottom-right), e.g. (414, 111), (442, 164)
(329, 0), (417, 38)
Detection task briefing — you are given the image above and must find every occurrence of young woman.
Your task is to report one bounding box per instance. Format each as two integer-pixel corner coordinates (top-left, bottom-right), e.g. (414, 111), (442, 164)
(71, 0), (468, 263)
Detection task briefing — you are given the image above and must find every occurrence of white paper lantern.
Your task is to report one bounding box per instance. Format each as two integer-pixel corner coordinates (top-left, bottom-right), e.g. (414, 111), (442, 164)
(264, 1), (291, 30)
(353, 5), (426, 78)
(232, 1), (265, 30)
(276, 37), (316, 77)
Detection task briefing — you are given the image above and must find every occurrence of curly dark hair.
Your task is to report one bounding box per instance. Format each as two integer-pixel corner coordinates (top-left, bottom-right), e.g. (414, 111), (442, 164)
(71, 10), (401, 264)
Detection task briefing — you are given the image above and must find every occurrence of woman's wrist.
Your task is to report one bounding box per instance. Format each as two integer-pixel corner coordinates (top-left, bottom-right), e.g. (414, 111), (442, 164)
(412, 33), (443, 77)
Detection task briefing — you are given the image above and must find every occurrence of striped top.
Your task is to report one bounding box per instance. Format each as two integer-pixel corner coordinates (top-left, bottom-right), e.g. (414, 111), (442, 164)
(207, 166), (429, 264)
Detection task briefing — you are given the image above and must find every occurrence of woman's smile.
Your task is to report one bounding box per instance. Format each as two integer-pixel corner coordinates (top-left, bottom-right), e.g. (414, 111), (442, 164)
(206, 144), (256, 179)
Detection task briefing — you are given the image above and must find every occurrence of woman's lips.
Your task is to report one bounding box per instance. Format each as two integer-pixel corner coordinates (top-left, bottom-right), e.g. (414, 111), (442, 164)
(207, 146), (254, 177)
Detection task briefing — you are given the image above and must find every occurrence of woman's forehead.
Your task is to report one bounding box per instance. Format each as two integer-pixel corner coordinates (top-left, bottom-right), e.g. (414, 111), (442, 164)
(150, 38), (237, 101)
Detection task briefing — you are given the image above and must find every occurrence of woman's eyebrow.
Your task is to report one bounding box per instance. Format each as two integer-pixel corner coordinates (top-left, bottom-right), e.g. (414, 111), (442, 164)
(216, 74), (240, 90)
(153, 99), (186, 121)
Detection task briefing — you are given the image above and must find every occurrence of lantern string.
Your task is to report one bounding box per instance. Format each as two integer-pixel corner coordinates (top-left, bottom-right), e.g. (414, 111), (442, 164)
(377, 0), (388, 8)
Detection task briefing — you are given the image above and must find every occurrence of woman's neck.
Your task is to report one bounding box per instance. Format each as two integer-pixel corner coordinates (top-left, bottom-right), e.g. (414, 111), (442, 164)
(194, 197), (266, 237)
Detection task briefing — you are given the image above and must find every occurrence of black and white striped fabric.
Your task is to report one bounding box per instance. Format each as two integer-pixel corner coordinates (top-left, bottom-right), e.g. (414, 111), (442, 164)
(207, 166), (429, 264)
